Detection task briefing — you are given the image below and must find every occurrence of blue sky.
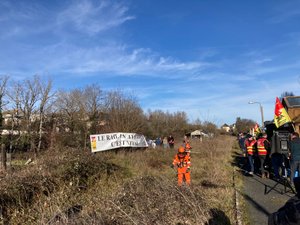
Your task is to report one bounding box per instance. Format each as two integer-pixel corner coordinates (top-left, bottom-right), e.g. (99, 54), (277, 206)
(1, 0), (300, 127)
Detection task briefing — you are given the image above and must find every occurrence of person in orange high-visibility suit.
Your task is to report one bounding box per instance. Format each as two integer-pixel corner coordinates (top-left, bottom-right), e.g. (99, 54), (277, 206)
(184, 140), (192, 156)
(181, 140), (192, 155)
(172, 146), (191, 186)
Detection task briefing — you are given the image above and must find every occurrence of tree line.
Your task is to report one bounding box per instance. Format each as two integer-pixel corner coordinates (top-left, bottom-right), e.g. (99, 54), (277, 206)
(0, 75), (220, 156)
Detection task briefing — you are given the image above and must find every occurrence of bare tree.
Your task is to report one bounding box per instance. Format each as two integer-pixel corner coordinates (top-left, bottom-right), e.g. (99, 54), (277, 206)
(172, 111), (189, 134)
(147, 110), (168, 136)
(0, 76), (9, 171)
(9, 76), (41, 154)
(146, 110), (189, 138)
(81, 84), (104, 149)
(36, 77), (54, 153)
(55, 88), (88, 148)
(83, 84), (104, 134)
(6, 81), (21, 155)
(235, 117), (256, 134)
(202, 121), (219, 136)
(0, 76), (9, 129)
(56, 89), (80, 132)
(104, 90), (146, 133)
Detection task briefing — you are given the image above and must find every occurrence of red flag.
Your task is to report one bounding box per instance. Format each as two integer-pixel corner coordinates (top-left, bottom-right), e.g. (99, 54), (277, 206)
(274, 97), (291, 128)
(254, 123), (261, 136)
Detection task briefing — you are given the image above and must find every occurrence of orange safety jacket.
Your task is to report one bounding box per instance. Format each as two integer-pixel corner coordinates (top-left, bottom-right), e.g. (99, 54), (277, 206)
(173, 153), (191, 170)
(245, 139), (256, 156)
(185, 143), (192, 153)
(257, 137), (269, 156)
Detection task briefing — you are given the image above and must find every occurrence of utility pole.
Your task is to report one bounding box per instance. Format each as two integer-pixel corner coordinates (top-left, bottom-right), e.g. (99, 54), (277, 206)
(248, 101), (265, 130)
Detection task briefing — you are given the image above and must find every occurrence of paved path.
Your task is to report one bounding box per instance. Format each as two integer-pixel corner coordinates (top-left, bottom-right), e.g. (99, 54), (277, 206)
(234, 153), (294, 225)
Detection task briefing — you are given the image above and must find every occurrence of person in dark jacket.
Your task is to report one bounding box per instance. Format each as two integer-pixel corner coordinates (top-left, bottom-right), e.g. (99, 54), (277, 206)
(289, 132), (300, 181)
(168, 135), (175, 149)
(272, 152), (286, 180)
(238, 133), (247, 156)
(268, 177), (300, 225)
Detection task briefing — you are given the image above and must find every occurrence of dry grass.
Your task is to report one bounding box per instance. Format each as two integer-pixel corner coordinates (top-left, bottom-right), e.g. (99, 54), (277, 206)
(231, 142), (251, 225)
(0, 135), (236, 224)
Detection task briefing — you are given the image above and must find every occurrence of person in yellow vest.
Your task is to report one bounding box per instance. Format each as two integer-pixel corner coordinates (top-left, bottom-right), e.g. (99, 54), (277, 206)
(257, 133), (271, 178)
(245, 134), (257, 175)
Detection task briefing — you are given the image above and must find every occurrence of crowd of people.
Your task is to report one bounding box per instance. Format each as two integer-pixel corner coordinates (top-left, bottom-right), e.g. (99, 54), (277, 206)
(165, 130), (300, 223)
(147, 135), (176, 149)
(238, 130), (300, 224)
(238, 132), (271, 178)
(238, 131), (300, 181)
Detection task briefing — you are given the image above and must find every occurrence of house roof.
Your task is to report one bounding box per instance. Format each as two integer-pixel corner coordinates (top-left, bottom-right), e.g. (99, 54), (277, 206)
(190, 130), (208, 136)
(283, 96), (300, 108)
(190, 130), (201, 135)
(221, 123), (230, 127)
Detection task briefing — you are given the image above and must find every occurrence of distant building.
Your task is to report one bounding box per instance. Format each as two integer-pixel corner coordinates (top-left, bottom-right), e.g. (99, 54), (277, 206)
(282, 96), (300, 133)
(1, 110), (109, 135)
(2, 110), (21, 126)
(231, 123), (236, 131)
(221, 123), (231, 132)
(190, 130), (209, 138)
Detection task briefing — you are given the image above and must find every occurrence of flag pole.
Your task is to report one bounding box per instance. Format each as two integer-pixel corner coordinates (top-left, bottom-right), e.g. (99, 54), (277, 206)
(291, 122), (296, 132)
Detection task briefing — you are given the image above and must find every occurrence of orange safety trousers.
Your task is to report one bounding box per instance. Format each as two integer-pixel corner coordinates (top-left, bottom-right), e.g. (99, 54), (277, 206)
(177, 167), (191, 186)
(173, 153), (191, 186)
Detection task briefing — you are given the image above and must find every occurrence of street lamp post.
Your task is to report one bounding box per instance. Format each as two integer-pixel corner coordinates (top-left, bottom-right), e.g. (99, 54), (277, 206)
(248, 101), (265, 130)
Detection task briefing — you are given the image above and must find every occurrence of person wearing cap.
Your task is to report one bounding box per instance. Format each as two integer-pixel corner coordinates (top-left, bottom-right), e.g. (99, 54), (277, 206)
(172, 146), (191, 186)
(268, 177), (300, 224)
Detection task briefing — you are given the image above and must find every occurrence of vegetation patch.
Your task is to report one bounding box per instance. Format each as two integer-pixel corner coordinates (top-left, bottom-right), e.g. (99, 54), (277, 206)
(0, 135), (237, 224)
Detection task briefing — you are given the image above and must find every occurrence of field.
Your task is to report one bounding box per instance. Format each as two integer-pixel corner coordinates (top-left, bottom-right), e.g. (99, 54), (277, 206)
(0, 135), (236, 225)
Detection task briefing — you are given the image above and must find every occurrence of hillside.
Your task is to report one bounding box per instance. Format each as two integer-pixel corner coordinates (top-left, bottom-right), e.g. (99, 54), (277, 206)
(0, 135), (236, 225)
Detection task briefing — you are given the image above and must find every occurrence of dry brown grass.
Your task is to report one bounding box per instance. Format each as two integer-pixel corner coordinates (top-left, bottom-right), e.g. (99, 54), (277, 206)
(0, 135), (236, 224)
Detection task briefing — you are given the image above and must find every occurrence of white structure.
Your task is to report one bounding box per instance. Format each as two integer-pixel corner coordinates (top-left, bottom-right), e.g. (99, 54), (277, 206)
(190, 130), (209, 139)
(221, 124), (231, 132)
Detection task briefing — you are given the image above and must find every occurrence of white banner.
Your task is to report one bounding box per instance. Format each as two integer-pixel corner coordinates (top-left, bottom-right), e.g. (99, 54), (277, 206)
(90, 132), (148, 152)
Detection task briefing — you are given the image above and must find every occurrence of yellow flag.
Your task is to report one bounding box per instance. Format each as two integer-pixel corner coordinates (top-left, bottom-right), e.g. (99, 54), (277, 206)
(274, 97), (292, 128)
(254, 123), (261, 136)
